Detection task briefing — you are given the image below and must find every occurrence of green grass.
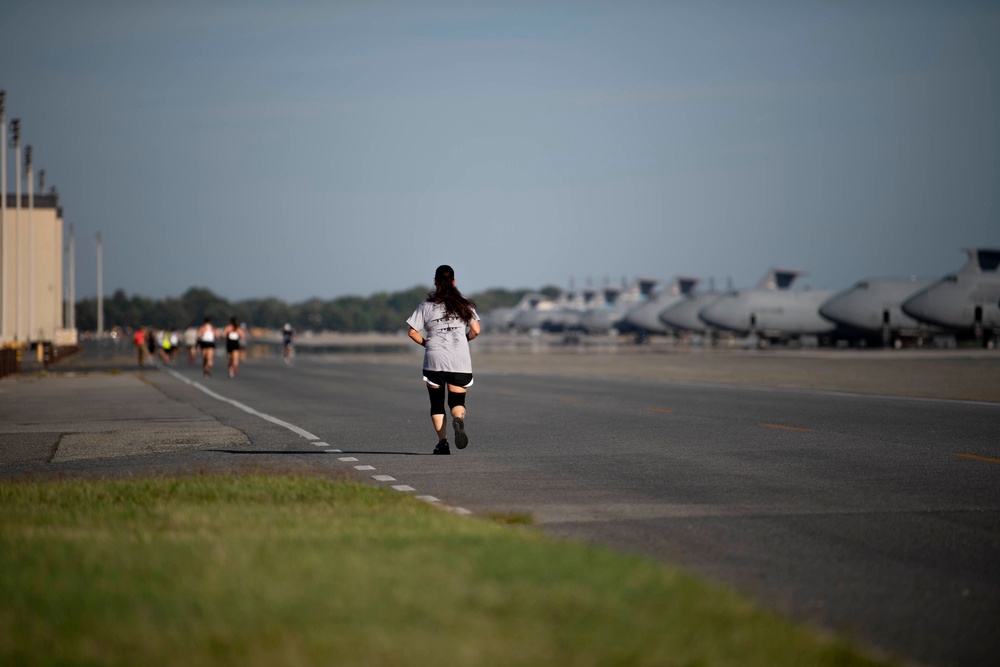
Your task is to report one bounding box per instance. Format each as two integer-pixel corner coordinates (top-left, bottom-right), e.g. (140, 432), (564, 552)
(0, 474), (892, 667)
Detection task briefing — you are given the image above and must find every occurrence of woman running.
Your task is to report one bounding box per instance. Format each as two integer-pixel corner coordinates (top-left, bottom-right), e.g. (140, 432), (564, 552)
(406, 265), (481, 455)
(223, 316), (244, 378)
(197, 317), (216, 377)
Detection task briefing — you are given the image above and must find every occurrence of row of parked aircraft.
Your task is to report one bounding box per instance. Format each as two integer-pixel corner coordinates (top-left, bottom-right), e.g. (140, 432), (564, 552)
(481, 247), (1000, 348)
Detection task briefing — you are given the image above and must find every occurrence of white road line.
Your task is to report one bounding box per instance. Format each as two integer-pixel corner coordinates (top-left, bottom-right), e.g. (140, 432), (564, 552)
(162, 367), (319, 440)
(161, 367), (472, 516)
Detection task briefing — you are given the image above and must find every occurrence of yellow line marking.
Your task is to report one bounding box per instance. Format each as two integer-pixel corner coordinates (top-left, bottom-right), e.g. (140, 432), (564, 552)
(643, 408), (673, 414)
(952, 453), (1000, 464)
(760, 423), (812, 433)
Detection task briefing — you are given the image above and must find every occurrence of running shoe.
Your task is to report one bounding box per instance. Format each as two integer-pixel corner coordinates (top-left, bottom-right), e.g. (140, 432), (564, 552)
(453, 417), (468, 449)
(433, 439), (451, 455)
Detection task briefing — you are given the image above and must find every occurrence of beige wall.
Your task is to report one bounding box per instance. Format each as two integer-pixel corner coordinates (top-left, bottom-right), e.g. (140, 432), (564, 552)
(1, 196), (64, 345)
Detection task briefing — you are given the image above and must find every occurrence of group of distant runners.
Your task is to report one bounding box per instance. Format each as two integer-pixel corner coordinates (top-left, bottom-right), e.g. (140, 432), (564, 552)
(133, 327), (206, 367)
(131, 317), (295, 378)
(195, 316), (249, 378)
(132, 317), (251, 379)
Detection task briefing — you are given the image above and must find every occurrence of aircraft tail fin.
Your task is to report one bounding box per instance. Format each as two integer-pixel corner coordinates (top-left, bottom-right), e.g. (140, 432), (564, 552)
(962, 248), (1000, 273)
(677, 276), (699, 295)
(756, 267), (807, 290)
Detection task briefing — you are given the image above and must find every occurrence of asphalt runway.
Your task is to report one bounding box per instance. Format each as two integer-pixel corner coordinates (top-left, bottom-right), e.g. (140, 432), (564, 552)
(6, 345), (1000, 666)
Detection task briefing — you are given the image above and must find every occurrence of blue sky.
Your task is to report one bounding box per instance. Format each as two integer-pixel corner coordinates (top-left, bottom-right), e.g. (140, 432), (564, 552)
(1, 1), (997, 302)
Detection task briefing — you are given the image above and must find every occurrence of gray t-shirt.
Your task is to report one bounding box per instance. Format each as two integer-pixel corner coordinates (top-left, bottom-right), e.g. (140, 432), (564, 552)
(406, 301), (480, 373)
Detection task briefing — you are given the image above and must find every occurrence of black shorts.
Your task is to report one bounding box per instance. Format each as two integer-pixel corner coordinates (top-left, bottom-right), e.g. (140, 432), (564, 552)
(226, 339), (241, 353)
(198, 341), (215, 349)
(422, 369), (474, 388)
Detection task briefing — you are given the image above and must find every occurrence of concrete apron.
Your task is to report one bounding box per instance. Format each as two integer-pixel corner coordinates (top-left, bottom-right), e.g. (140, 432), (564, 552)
(0, 372), (247, 467)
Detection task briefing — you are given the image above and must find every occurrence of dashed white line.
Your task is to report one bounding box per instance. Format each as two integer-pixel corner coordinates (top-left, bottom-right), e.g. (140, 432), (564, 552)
(161, 367), (472, 517)
(161, 367), (320, 440)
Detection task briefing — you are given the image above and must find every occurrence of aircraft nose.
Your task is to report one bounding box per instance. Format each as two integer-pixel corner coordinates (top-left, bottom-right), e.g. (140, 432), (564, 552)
(514, 311), (543, 331)
(818, 295), (853, 327)
(901, 285), (963, 328)
(900, 290), (931, 322)
(625, 303), (668, 333)
(699, 299), (739, 330)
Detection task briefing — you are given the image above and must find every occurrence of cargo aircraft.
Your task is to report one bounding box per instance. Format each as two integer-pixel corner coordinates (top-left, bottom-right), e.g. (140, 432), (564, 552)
(624, 275), (700, 334)
(901, 248), (1000, 348)
(481, 292), (554, 333)
(819, 277), (939, 348)
(698, 267), (838, 347)
(658, 279), (726, 337)
(579, 278), (659, 335)
(544, 288), (597, 332)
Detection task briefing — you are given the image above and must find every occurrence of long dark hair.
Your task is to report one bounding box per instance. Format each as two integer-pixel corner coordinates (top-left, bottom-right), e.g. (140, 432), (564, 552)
(427, 264), (476, 323)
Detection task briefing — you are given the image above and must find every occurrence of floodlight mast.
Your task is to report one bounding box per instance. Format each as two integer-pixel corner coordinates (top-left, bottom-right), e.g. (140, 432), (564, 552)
(40, 169), (57, 336)
(10, 118), (20, 341)
(25, 144), (33, 342)
(67, 223), (75, 330)
(0, 90), (5, 342)
(96, 231), (103, 338)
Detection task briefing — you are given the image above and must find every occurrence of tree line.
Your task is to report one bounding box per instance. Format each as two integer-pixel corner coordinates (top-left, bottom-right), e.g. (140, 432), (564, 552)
(73, 285), (560, 333)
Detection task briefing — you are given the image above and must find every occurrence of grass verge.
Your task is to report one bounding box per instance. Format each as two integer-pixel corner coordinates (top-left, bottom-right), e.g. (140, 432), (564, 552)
(0, 474), (892, 666)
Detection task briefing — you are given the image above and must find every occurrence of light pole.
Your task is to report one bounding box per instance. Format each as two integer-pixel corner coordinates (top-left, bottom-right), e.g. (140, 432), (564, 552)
(10, 118), (20, 341)
(0, 90), (6, 342)
(40, 169), (56, 337)
(25, 144), (33, 342)
(96, 231), (103, 338)
(67, 222), (75, 330)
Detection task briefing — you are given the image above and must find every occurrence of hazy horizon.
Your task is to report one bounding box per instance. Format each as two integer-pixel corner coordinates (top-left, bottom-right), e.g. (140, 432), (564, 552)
(2, 1), (997, 302)
(79, 280), (557, 306)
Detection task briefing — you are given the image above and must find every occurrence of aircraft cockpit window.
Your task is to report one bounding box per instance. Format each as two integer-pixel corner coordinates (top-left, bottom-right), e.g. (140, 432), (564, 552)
(856, 281), (870, 290)
(944, 274), (959, 283)
(977, 250), (1000, 272)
